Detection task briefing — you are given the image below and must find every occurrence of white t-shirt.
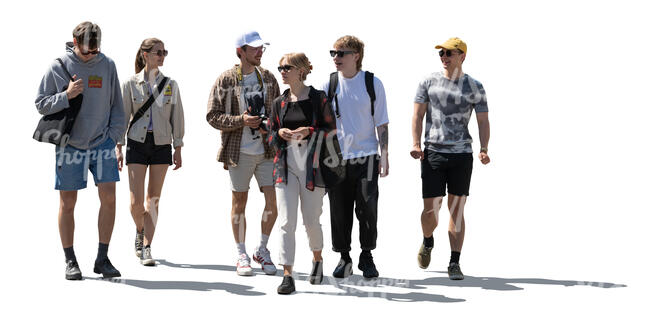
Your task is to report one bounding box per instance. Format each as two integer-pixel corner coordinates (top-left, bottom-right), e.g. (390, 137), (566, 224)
(239, 72), (265, 155)
(321, 70), (389, 160)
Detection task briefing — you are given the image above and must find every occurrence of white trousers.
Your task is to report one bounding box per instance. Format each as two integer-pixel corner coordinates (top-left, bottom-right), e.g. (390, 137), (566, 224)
(276, 142), (326, 266)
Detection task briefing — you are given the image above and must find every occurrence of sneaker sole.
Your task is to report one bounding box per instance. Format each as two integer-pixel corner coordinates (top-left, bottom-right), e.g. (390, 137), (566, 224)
(93, 268), (121, 278)
(141, 259), (155, 266)
(449, 275), (464, 280)
(65, 273), (83, 280)
(277, 288), (295, 295)
(237, 269), (253, 276)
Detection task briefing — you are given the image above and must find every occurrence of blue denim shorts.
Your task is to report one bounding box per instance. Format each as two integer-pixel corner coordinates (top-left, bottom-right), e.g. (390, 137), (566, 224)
(55, 137), (120, 190)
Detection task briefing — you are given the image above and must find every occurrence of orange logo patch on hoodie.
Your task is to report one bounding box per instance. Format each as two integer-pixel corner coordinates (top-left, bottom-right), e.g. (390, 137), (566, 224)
(88, 75), (103, 88)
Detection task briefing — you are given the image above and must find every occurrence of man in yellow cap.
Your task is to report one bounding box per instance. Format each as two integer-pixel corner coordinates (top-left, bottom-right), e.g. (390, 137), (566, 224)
(410, 37), (491, 280)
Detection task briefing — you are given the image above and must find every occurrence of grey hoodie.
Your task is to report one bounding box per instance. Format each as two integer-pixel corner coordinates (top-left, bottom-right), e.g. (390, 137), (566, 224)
(35, 42), (126, 149)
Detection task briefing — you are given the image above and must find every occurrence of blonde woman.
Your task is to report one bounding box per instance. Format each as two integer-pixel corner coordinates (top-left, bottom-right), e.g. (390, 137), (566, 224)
(116, 38), (184, 266)
(268, 53), (336, 294)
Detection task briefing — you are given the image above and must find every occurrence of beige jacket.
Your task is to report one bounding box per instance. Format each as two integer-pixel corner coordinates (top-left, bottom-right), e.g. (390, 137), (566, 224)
(119, 70), (184, 148)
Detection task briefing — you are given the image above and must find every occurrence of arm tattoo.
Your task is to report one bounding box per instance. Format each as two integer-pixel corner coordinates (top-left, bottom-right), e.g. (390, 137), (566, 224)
(378, 124), (389, 151)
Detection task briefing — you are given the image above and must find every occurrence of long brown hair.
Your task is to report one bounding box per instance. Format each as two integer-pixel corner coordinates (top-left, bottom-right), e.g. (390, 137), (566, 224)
(135, 38), (164, 73)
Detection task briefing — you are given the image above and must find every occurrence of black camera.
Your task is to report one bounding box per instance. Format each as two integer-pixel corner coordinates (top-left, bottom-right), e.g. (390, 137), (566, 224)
(246, 94), (268, 135)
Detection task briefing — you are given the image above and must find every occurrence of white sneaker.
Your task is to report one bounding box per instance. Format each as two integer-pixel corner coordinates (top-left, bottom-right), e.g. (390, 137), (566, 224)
(253, 246), (277, 275)
(236, 254), (253, 276)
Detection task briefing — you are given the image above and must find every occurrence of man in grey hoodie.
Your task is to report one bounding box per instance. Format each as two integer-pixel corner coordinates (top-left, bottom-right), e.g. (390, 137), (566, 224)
(35, 22), (126, 280)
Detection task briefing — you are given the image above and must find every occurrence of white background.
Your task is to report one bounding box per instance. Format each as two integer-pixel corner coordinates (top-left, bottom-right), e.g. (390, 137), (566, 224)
(1, 0), (648, 319)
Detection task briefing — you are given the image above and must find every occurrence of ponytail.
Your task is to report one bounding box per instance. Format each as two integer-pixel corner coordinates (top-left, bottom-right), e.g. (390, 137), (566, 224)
(135, 48), (146, 73)
(134, 38), (164, 74)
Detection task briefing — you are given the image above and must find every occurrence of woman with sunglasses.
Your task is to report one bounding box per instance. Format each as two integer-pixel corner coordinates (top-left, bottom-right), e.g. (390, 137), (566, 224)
(117, 38), (185, 266)
(268, 53), (337, 294)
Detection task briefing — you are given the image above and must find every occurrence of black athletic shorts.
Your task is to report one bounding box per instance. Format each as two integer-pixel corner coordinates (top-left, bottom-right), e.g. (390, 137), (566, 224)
(126, 132), (172, 165)
(421, 149), (473, 198)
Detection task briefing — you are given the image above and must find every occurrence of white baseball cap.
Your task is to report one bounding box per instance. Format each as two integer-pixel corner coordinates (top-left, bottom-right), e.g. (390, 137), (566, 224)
(235, 31), (269, 48)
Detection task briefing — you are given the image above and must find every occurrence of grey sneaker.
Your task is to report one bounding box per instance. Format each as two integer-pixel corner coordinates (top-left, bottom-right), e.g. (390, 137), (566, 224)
(418, 243), (432, 269)
(65, 260), (82, 280)
(141, 246), (155, 266)
(448, 262), (464, 280)
(135, 230), (144, 258)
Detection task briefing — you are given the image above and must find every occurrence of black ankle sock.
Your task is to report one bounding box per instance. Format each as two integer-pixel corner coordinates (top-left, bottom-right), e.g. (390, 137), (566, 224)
(360, 250), (372, 258)
(64, 246), (76, 262)
(144, 244), (151, 249)
(96, 243), (109, 261)
(340, 252), (352, 263)
(450, 251), (461, 264)
(423, 236), (434, 248)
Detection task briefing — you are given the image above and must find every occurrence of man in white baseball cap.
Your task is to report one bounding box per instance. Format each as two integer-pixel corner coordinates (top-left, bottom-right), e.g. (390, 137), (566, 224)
(235, 30), (270, 49)
(207, 30), (281, 277)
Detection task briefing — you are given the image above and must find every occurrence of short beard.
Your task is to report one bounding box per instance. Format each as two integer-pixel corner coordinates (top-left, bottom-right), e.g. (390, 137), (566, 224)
(245, 56), (261, 66)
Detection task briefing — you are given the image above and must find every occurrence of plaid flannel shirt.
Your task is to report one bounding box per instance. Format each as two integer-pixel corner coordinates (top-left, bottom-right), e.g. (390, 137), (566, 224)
(206, 65), (280, 169)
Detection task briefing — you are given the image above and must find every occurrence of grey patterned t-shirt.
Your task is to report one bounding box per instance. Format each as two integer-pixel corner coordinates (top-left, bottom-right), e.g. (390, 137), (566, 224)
(414, 72), (488, 153)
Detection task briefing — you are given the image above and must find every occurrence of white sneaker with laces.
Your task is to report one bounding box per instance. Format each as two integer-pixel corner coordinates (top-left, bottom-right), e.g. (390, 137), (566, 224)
(236, 253), (253, 276)
(253, 246), (277, 275)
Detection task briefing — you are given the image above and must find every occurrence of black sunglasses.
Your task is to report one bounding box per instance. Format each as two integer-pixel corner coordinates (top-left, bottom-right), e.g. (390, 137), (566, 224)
(80, 48), (100, 55)
(329, 50), (355, 58)
(439, 49), (462, 57)
(277, 65), (295, 72)
(148, 49), (168, 57)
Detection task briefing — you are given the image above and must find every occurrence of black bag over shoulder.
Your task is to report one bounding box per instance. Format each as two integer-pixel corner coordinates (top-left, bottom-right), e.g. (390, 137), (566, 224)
(33, 58), (83, 146)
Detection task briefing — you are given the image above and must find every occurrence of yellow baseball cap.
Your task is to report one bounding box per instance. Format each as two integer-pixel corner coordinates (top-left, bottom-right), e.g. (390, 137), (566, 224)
(435, 37), (467, 54)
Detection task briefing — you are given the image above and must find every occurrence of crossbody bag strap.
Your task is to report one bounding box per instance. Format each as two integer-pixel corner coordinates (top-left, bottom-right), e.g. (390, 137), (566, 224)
(128, 77), (169, 132)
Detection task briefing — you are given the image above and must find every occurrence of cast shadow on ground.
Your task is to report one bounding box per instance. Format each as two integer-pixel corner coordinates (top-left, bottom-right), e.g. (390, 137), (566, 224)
(88, 260), (626, 303)
(157, 259), (463, 302)
(408, 271), (627, 291)
(85, 276), (264, 296)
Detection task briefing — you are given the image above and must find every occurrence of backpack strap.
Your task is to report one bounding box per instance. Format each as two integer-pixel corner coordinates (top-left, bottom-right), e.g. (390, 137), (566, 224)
(56, 58), (74, 81)
(365, 71), (375, 117)
(328, 72), (340, 118)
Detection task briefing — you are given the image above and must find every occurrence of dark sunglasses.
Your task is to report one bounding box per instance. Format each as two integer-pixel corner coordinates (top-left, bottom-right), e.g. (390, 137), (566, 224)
(277, 65), (295, 72)
(439, 49), (462, 57)
(148, 49), (168, 57)
(329, 50), (355, 58)
(80, 48), (100, 55)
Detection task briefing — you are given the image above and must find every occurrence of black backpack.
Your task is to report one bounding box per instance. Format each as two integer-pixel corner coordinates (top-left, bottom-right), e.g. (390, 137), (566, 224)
(327, 71), (375, 118)
(320, 71), (376, 187)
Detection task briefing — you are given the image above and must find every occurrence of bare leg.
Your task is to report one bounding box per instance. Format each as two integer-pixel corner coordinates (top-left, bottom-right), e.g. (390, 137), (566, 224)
(128, 164), (147, 233)
(59, 191), (78, 248)
(283, 265), (293, 276)
(231, 191), (248, 243)
(313, 250), (323, 262)
(447, 194), (467, 252)
(421, 196), (443, 237)
(261, 186), (278, 236)
(97, 182), (117, 244)
(143, 164), (169, 246)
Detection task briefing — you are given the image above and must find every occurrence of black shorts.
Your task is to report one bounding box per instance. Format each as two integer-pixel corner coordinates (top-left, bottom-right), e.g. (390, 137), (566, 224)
(126, 132), (172, 165)
(421, 149), (473, 198)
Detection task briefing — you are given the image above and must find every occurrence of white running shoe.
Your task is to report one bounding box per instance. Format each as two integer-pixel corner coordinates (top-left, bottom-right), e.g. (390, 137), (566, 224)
(236, 253), (253, 276)
(253, 246), (277, 275)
